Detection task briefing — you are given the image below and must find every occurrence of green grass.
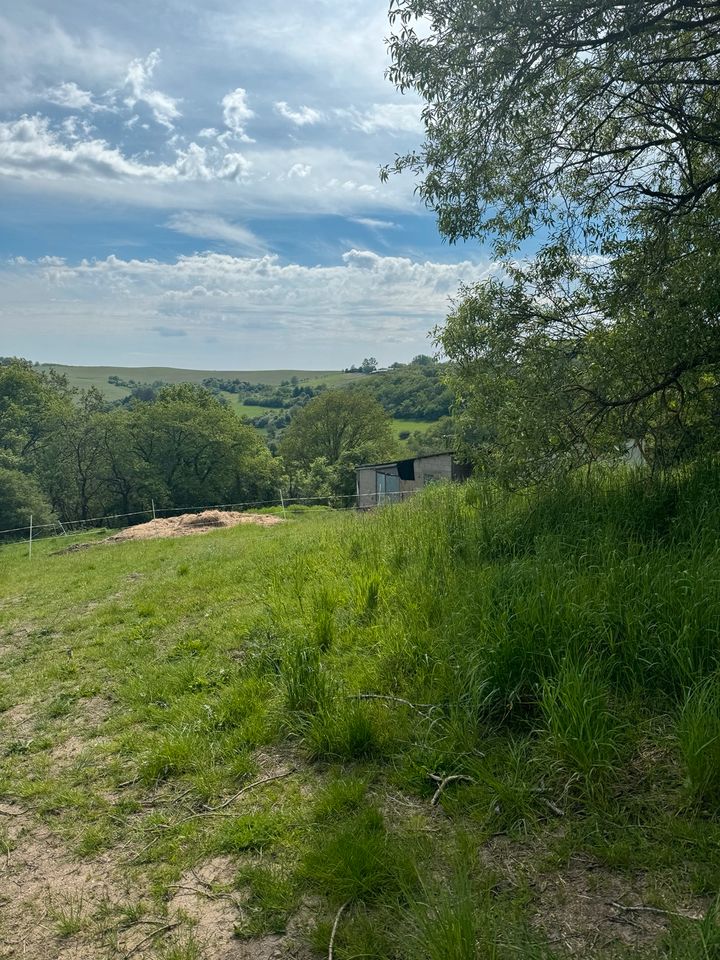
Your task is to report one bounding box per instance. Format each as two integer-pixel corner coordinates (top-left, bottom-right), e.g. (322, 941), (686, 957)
(2, 464), (720, 956)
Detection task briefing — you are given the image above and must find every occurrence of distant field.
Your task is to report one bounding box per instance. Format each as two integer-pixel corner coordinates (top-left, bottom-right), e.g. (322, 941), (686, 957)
(38, 364), (362, 399)
(393, 418), (434, 436)
(228, 399), (280, 419)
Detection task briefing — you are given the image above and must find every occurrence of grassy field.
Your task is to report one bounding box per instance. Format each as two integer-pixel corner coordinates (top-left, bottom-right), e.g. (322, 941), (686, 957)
(38, 364), (362, 400)
(2, 469), (720, 958)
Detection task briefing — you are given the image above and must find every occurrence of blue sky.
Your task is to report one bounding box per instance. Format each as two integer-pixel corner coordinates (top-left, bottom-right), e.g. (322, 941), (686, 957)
(0, 1), (494, 369)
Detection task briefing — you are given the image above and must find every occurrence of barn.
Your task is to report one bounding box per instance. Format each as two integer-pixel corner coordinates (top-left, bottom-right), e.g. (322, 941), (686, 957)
(355, 452), (471, 509)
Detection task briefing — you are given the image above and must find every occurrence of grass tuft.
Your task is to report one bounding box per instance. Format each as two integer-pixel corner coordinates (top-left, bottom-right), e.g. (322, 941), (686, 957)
(678, 677), (720, 809)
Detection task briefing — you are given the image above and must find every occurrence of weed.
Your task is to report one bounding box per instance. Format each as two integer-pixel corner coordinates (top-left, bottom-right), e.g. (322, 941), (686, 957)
(304, 698), (386, 761)
(281, 642), (332, 716)
(678, 678), (720, 808)
(234, 863), (301, 936)
(302, 806), (415, 905)
(402, 864), (476, 960)
(662, 898), (720, 959)
(212, 811), (285, 853)
(49, 893), (86, 937)
(312, 587), (338, 651)
(540, 659), (626, 799)
(312, 774), (369, 822)
(159, 936), (202, 960)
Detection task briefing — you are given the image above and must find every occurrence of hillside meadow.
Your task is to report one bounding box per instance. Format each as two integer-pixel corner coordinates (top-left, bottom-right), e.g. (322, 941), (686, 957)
(37, 365), (360, 397)
(1, 468), (720, 958)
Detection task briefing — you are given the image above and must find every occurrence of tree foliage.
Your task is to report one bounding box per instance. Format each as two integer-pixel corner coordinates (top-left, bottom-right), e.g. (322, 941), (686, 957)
(280, 390), (396, 497)
(385, 0), (720, 479)
(0, 363), (281, 533)
(350, 358), (453, 421)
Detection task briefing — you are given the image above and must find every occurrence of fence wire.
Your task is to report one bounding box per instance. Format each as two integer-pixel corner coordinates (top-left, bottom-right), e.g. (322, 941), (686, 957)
(0, 489), (411, 548)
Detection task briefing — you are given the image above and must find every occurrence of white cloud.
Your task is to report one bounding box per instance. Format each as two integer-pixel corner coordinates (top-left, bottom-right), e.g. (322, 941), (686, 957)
(217, 152), (252, 181)
(124, 49), (181, 129)
(221, 88), (254, 141)
(61, 116), (95, 140)
(341, 102), (424, 135)
(0, 14), (129, 110)
(274, 101), (322, 126)
(0, 115), (179, 181)
(44, 82), (99, 111)
(166, 212), (266, 253)
(352, 217), (400, 230)
(0, 115), (259, 188)
(0, 116), (419, 215)
(0, 249), (492, 369)
(199, 127), (219, 138)
(287, 163), (311, 178)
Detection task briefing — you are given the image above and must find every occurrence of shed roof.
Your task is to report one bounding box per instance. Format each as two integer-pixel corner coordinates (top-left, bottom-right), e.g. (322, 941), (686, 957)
(356, 451), (455, 471)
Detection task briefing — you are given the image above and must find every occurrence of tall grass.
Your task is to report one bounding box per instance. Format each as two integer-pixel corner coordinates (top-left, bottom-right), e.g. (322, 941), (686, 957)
(266, 458), (720, 809)
(678, 677), (720, 808)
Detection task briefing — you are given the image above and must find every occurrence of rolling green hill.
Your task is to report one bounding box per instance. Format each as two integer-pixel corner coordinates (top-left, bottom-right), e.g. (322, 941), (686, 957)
(38, 364), (361, 398)
(37, 363), (444, 452)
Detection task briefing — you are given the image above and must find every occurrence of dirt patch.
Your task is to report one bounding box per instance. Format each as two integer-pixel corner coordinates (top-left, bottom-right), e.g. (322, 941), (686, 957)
(0, 701), (36, 737)
(107, 510), (283, 543)
(167, 857), (242, 959)
(0, 816), (128, 960)
(532, 858), (708, 954)
(77, 696), (112, 729)
(473, 835), (709, 955)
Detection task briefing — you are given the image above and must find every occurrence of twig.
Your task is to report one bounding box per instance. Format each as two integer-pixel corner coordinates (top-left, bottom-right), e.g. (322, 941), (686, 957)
(122, 921), (179, 959)
(429, 774), (475, 805)
(167, 882), (242, 906)
(328, 900), (350, 960)
(352, 693), (438, 715)
(203, 769), (297, 813)
(0, 805), (24, 816)
(133, 769), (298, 852)
(609, 900), (693, 919)
(543, 798), (565, 817)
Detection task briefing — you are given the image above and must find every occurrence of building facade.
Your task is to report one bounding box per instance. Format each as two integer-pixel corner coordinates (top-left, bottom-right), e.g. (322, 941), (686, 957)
(355, 452), (471, 509)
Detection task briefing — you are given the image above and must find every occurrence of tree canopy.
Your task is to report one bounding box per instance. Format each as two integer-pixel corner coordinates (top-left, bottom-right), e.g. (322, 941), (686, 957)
(280, 390), (396, 497)
(0, 362), (281, 533)
(385, 0), (720, 480)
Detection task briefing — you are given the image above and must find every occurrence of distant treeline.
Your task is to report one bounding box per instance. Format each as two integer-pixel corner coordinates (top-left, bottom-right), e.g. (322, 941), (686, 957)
(106, 357), (453, 438)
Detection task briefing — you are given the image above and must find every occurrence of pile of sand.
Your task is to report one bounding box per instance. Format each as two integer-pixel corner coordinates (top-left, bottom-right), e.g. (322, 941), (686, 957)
(107, 509), (283, 542)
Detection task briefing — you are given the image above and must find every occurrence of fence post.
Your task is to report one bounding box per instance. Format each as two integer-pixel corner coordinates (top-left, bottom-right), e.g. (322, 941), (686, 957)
(151, 499), (156, 521)
(279, 489), (287, 520)
(28, 513), (32, 560)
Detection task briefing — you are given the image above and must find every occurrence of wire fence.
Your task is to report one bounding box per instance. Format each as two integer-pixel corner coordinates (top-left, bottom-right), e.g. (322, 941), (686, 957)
(0, 488), (414, 551)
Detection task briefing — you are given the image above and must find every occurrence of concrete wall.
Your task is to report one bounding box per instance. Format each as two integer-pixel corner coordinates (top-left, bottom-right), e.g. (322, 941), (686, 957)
(413, 453), (453, 486)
